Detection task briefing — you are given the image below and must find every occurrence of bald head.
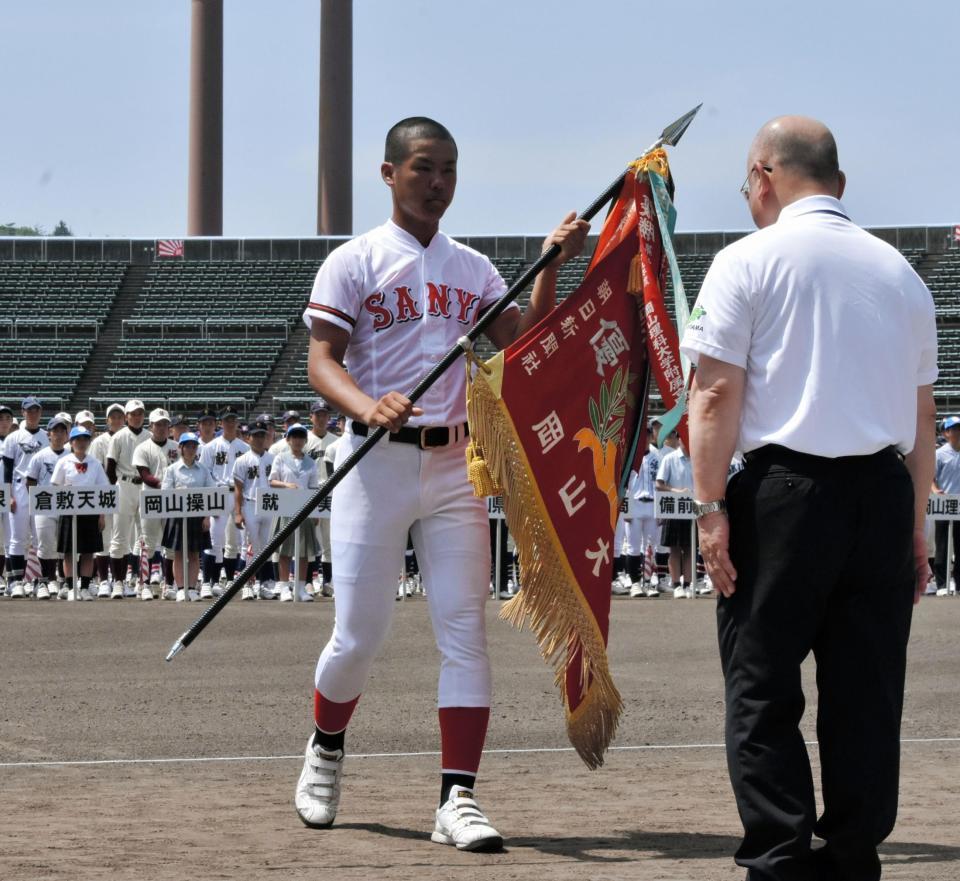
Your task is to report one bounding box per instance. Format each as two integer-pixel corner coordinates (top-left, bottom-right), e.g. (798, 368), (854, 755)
(751, 116), (839, 187)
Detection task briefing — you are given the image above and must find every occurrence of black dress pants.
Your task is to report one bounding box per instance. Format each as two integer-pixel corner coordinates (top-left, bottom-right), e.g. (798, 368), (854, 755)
(718, 445), (915, 881)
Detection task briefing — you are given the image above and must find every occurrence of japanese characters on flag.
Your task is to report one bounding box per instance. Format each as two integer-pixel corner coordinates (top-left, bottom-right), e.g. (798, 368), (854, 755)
(29, 485), (118, 515)
(465, 150), (686, 768)
(140, 488), (230, 519)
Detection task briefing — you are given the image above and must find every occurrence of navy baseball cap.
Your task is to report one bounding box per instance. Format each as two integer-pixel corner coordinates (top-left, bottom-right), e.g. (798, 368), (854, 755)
(197, 408), (217, 422)
(256, 412), (275, 425)
(169, 414), (186, 427)
(281, 409), (301, 423)
(310, 398), (330, 413)
(219, 406), (239, 420)
(22, 396), (42, 410)
(0, 404), (12, 416)
(47, 415), (70, 431)
(285, 422), (308, 438)
(944, 416), (960, 431)
(69, 426), (92, 440)
(248, 420), (270, 435)
(178, 431), (200, 446)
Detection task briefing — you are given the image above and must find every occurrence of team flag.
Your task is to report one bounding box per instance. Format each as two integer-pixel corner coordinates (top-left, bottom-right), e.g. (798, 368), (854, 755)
(464, 149), (689, 767)
(157, 239), (184, 258)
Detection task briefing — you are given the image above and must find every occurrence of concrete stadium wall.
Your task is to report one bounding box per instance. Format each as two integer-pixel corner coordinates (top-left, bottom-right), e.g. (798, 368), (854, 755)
(0, 225), (956, 263)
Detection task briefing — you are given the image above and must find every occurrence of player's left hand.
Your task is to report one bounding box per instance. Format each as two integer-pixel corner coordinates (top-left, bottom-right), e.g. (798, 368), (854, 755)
(543, 211), (590, 266)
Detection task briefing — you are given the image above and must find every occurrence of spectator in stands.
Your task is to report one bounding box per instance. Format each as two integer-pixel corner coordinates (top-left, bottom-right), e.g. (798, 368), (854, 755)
(0, 403), (14, 587)
(90, 403), (124, 595)
(932, 415), (960, 595)
(26, 415), (70, 600)
(161, 432), (213, 602)
(656, 438), (694, 598)
(270, 423), (320, 602)
(52, 427), (108, 601)
(107, 400), (149, 595)
(132, 408), (180, 599)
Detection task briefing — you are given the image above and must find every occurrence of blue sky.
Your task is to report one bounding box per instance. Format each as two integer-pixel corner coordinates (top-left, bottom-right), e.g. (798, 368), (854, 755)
(2, 0), (957, 238)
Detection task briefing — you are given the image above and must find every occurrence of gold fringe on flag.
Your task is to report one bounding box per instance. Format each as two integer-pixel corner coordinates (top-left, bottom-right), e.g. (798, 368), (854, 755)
(466, 356), (623, 769)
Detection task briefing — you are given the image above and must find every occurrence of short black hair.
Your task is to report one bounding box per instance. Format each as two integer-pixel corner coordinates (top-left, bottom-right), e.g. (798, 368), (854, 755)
(384, 117), (457, 164)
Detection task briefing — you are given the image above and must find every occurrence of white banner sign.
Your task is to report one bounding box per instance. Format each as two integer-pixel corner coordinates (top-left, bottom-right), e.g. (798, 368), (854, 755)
(29, 484), (118, 515)
(256, 487), (331, 519)
(928, 493), (960, 521)
(140, 488), (230, 520)
(0, 483), (9, 515)
(654, 491), (696, 520)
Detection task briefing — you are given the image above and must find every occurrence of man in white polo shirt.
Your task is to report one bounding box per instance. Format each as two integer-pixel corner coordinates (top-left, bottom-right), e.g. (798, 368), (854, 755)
(682, 116), (937, 881)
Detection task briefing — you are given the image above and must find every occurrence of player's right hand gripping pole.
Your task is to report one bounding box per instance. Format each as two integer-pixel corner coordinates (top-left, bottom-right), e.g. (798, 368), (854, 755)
(165, 104), (701, 662)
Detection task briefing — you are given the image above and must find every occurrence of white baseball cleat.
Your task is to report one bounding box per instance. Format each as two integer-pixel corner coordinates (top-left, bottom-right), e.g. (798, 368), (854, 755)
(140, 586), (154, 601)
(199, 582), (213, 600)
(294, 738), (344, 828)
(629, 581), (646, 598)
(432, 787), (503, 852)
(58, 584), (70, 600)
(9, 581), (24, 599)
(278, 583), (293, 602)
(296, 584), (314, 602)
(35, 583), (50, 600)
(175, 589), (187, 603)
(241, 585), (255, 601)
(162, 586), (177, 601)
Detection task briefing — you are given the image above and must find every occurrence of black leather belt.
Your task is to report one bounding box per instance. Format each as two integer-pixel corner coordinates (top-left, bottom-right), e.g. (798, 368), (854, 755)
(120, 475), (143, 485)
(349, 420), (469, 450)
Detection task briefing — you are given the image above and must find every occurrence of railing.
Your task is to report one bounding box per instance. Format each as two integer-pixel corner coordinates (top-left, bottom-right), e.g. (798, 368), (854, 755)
(4, 319), (99, 339)
(121, 318), (287, 340)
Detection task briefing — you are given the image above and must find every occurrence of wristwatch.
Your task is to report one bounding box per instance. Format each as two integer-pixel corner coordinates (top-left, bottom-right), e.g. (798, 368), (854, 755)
(692, 499), (727, 518)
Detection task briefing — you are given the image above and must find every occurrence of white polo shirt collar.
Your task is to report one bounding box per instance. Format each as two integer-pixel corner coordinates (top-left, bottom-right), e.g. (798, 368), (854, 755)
(777, 194), (849, 223)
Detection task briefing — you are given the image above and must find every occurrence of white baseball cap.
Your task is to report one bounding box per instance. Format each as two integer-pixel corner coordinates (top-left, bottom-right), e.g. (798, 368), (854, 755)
(74, 409), (96, 426)
(55, 411), (74, 424)
(125, 399), (146, 414)
(106, 403), (125, 417)
(148, 407), (171, 424)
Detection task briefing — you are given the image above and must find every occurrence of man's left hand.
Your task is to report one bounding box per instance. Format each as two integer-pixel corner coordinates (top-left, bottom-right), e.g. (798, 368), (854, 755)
(698, 511), (737, 597)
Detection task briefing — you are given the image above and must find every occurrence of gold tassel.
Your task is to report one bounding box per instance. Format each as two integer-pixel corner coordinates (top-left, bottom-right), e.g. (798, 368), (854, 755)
(465, 440), (500, 497)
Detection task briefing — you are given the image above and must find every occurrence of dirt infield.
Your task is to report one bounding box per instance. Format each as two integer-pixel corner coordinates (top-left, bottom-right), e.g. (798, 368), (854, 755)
(1, 596), (958, 880)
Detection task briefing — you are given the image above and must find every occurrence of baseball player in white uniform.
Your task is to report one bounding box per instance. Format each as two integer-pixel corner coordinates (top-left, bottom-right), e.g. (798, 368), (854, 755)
(625, 417), (665, 597)
(106, 400), (150, 590)
(132, 408), (180, 598)
(0, 403), (14, 587)
(199, 406), (248, 593)
(90, 403), (126, 595)
(4, 396), (49, 597)
(294, 117), (588, 850)
(304, 399), (336, 594)
(231, 418), (274, 600)
(25, 415), (70, 600)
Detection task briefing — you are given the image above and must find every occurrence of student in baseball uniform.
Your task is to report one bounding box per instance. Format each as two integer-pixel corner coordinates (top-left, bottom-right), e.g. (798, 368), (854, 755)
(269, 423), (320, 603)
(52, 427), (108, 600)
(132, 408), (180, 599)
(625, 417), (665, 598)
(303, 399), (336, 595)
(656, 438), (695, 597)
(161, 432), (213, 602)
(74, 410), (96, 435)
(106, 400), (149, 590)
(296, 116), (589, 848)
(232, 418), (274, 599)
(269, 411), (301, 456)
(0, 403), (16, 587)
(199, 406), (248, 592)
(25, 415), (70, 600)
(4, 396), (49, 597)
(196, 408), (217, 450)
(90, 403), (126, 595)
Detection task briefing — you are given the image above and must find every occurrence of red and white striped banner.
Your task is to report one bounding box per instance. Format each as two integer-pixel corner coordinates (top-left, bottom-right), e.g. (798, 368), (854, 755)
(157, 239), (184, 258)
(25, 546), (40, 583)
(140, 540), (149, 584)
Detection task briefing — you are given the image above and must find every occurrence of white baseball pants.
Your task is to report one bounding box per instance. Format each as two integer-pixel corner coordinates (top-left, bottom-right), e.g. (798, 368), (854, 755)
(242, 503), (272, 561)
(35, 514), (59, 560)
(209, 508), (242, 561)
(624, 503), (659, 555)
(314, 432), (491, 708)
(109, 480), (143, 557)
(7, 480), (36, 556)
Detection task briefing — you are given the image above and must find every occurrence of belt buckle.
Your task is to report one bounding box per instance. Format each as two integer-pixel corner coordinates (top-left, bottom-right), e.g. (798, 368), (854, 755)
(418, 426), (434, 451)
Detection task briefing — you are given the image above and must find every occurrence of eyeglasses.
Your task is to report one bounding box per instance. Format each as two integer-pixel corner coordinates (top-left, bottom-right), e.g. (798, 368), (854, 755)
(740, 164), (773, 200)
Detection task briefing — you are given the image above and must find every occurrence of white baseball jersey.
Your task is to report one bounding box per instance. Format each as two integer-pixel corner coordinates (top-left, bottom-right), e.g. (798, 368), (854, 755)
(322, 436), (343, 480)
(272, 450), (319, 492)
(635, 444), (662, 500)
(132, 438), (180, 484)
(4, 426), (49, 480)
(302, 219), (515, 426)
(27, 446), (68, 487)
(200, 435), (250, 486)
(107, 426), (150, 478)
(89, 431), (115, 468)
(232, 449), (274, 502)
(51, 453), (108, 488)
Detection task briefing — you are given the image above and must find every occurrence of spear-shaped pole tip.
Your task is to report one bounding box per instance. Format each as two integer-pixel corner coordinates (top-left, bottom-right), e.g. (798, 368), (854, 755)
(660, 103), (703, 147)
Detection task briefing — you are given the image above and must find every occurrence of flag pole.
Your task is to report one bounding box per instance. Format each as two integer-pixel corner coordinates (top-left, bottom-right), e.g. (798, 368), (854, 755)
(165, 104), (702, 662)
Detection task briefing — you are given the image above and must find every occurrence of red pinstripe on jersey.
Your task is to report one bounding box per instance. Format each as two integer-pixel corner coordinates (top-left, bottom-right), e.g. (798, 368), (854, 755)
(308, 303), (357, 328)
